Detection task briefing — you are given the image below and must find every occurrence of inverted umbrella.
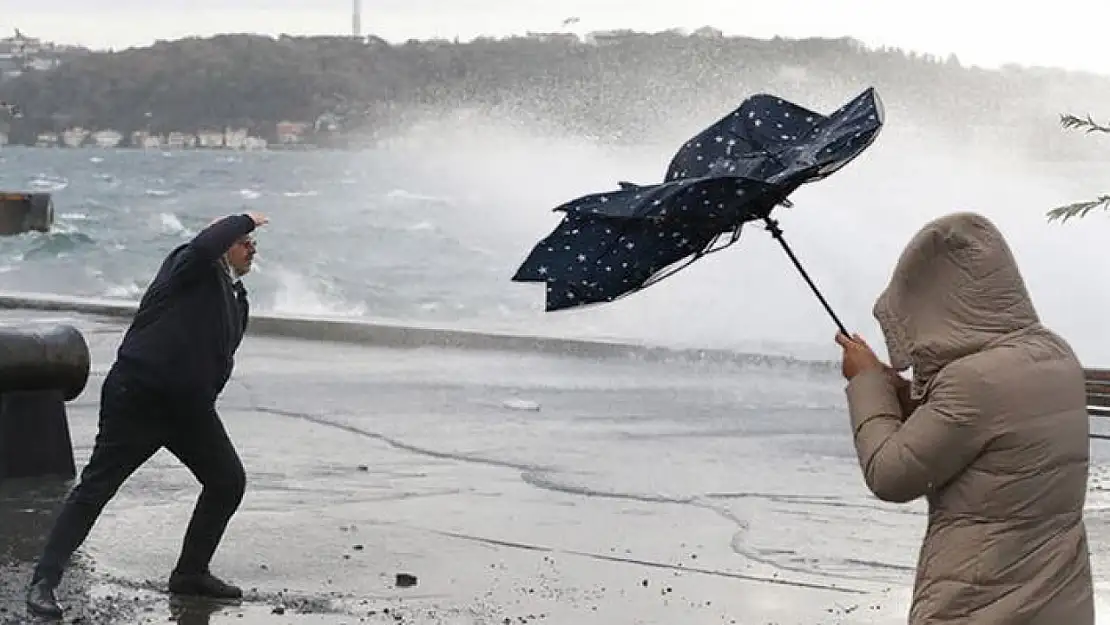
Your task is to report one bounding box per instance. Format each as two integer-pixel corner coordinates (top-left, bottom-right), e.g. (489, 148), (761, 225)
(511, 87), (884, 335)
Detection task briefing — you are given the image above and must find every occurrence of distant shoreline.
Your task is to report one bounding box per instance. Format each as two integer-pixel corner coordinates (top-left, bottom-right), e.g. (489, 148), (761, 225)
(0, 30), (1108, 160)
(2, 141), (331, 152)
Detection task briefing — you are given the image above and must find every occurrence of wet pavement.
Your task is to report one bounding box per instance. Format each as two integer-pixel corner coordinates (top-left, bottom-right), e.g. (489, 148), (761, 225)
(1, 309), (1109, 623)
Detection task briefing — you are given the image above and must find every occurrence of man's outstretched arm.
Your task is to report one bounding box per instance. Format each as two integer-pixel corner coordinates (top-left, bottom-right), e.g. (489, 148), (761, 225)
(165, 213), (266, 282)
(189, 214), (258, 263)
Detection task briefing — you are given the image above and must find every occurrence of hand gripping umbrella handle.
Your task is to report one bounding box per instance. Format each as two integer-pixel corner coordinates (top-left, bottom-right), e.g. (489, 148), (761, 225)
(762, 218), (850, 336)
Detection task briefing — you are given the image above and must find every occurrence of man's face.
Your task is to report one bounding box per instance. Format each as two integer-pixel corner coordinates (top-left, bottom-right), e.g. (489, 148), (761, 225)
(226, 234), (256, 276)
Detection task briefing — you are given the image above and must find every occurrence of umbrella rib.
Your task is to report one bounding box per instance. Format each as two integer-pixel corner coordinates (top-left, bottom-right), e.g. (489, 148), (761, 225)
(640, 226), (743, 289)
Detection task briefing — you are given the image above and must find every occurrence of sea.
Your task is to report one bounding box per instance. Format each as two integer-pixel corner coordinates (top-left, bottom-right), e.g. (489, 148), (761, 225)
(4, 116), (1110, 620)
(2, 118), (1110, 365)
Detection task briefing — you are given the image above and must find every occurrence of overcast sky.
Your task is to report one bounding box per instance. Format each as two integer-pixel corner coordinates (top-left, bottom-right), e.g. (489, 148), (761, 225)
(0, 0), (1106, 75)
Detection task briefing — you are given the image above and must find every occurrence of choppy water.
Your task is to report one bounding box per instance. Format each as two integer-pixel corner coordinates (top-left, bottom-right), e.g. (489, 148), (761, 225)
(1, 116), (1109, 365)
(5, 115), (1110, 622)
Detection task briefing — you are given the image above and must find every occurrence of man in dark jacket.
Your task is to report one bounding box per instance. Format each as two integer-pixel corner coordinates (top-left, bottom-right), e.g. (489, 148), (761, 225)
(25, 212), (268, 618)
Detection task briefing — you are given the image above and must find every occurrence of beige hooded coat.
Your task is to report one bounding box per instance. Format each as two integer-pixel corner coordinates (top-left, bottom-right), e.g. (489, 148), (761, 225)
(845, 212), (1094, 624)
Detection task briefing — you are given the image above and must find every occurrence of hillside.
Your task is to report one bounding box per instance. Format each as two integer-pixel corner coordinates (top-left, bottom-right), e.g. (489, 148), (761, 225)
(0, 30), (1108, 155)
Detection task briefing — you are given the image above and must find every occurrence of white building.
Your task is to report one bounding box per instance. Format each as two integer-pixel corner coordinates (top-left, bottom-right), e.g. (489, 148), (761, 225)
(91, 129), (123, 148)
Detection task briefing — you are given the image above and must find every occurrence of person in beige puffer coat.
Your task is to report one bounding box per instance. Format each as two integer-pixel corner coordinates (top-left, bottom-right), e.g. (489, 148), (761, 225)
(835, 211), (1094, 624)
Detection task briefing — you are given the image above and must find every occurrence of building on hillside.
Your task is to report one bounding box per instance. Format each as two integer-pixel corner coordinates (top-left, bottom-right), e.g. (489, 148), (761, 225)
(196, 129), (224, 148)
(223, 127), (249, 149)
(129, 131), (163, 149)
(165, 131), (196, 149)
(90, 129), (123, 148)
(61, 127), (88, 147)
(276, 121), (311, 144)
(0, 29), (62, 81)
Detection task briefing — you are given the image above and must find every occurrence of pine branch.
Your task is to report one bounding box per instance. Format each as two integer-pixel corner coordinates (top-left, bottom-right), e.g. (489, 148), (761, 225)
(1060, 113), (1110, 133)
(1043, 112), (1110, 223)
(1046, 195), (1110, 222)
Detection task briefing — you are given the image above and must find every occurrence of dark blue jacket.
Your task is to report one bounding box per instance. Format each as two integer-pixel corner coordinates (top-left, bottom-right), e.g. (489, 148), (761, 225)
(114, 214), (256, 407)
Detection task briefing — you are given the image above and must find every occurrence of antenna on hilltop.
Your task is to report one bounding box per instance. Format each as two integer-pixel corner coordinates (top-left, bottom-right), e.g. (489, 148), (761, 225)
(352, 0), (361, 38)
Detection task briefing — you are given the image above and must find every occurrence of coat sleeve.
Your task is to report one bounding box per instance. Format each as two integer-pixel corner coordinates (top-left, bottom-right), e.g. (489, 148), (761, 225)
(188, 214), (255, 263)
(845, 367), (985, 503)
(160, 214), (256, 287)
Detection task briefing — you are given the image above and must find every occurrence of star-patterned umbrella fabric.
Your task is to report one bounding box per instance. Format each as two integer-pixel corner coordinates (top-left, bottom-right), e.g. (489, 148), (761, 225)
(512, 87), (884, 312)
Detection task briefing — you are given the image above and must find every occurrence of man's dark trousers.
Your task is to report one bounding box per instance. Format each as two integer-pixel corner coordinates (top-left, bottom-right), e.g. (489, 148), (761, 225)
(31, 365), (246, 587)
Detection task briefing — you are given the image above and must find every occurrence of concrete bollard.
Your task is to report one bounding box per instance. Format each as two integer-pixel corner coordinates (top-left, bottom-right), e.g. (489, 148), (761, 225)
(0, 324), (91, 482)
(0, 192), (54, 236)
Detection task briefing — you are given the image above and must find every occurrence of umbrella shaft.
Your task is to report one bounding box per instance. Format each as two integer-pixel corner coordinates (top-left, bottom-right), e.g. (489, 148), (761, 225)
(763, 218), (850, 336)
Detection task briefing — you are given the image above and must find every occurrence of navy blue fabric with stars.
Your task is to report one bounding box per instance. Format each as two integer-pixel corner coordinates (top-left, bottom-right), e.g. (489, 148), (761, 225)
(513, 87), (885, 312)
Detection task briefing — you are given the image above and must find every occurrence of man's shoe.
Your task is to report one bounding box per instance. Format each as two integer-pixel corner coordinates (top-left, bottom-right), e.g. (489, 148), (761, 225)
(26, 578), (63, 618)
(167, 571), (243, 599)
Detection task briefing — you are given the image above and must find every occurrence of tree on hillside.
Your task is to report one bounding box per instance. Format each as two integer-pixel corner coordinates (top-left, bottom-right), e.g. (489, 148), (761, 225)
(3, 32), (1110, 152)
(1046, 113), (1110, 222)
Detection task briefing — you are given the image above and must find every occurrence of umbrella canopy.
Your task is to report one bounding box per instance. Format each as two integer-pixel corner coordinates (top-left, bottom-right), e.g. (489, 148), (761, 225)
(512, 87), (884, 320)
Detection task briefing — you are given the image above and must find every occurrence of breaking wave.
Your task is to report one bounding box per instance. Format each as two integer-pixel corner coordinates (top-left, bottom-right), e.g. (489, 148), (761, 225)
(0, 106), (1107, 365)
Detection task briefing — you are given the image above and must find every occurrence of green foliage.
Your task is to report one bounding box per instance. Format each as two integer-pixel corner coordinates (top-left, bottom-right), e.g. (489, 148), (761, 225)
(1047, 114), (1110, 223)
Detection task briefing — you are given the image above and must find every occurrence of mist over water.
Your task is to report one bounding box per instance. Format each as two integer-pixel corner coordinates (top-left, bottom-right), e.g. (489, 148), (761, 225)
(4, 87), (1110, 624)
(393, 105), (1110, 363)
(0, 95), (1108, 365)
